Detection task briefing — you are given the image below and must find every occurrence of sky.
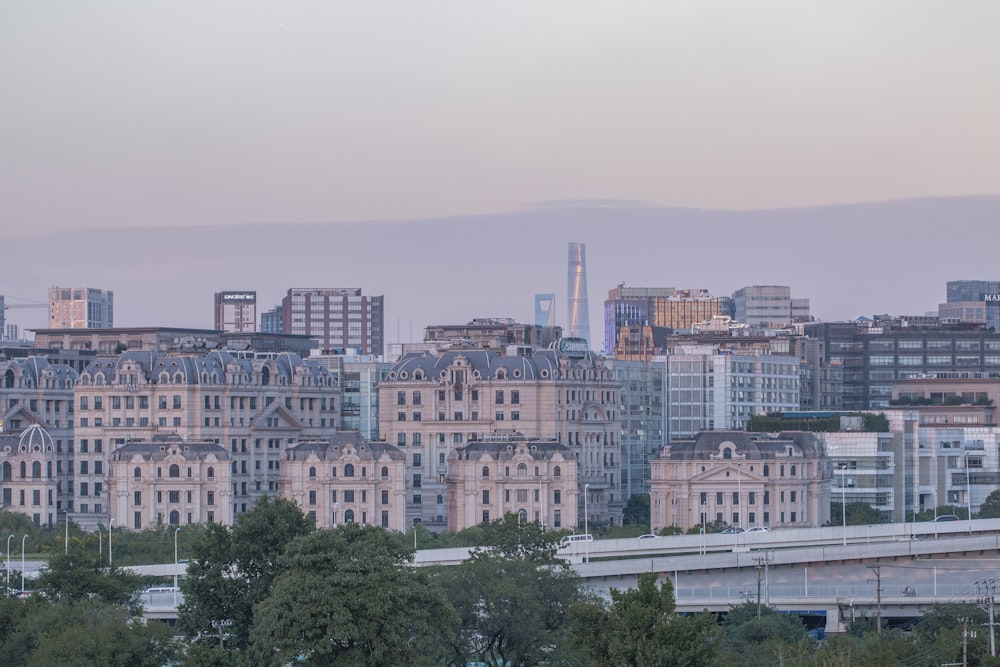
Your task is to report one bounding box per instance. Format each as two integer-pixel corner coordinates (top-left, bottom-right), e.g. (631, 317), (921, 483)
(2, 2), (999, 239)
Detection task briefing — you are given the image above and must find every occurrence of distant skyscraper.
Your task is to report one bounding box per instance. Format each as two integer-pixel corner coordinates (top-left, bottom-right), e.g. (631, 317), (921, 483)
(731, 285), (809, 329)
(534, 293), (555, 328)
(280, 288), (384, 355)
(566, 242), (591, 346)
(214, 290), (257, 332)
(47, 287), (113, 329)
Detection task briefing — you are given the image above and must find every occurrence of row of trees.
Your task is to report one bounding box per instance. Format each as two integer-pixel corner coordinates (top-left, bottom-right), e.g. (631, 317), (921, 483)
(5, 496), (1000, 665)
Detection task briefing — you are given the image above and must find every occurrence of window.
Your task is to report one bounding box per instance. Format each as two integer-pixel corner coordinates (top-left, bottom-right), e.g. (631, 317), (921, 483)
(413, 474), (422, 488)
(482, 490), (490, 504)
(732, 492), (739, 505)
(413, 412), (421, 421)
(700, 492), (707, 505)
(344, 464), (355, 477)
(412, 391), (421, 405)
(482, 510), (490, 524)
(511, 390), (519, 404)
(495, 412), (504, 421)
(413, 453), (422, 467)
(495, 390), (504, 404)
(80, 461), (88, 475)
(309, 466), (317, 478)
(511, 411), (520, 421)
(790, 491), (797, 502)
(169, 491), (180, 503)
(554, 466), (561, 478)
(344, 490), (355, 503)
(397, 412), (406, 422)
(413, 494), (422, 505)
(482, 466), (490, 478)
(381, 490), (389, 505)
(554, 510), (561, 528)
(169, 464), (180, 478)
(716, 492), (723, 505)
(133, 467), (141, 478)
(207, 467), (214, 479)
(309, 490), (317, 505)
(398, 391), (406, 405)
(207, 491), (215, 506)
(554, 490), (561, 504)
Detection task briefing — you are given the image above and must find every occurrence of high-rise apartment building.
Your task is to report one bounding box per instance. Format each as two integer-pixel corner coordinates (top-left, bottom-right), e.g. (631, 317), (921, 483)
(48, 287), (113, 329)
(566, 243), (591, 347)
(535, 293), (556, 328)
(280, 288), (384, 356)
(214, 291), (257, 333)
(731, 285), (809, 330)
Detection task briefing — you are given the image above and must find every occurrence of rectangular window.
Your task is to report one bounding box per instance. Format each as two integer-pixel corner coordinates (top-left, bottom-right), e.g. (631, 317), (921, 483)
(398, 391), (406, 405)
(790, 490), (797, 502)
(80, 483), (89, 497)
(413, 433), (422, 446)
(397, 433), (406, 446)
(516, 489), (528, 503)
(413, 453), (422, 467)
(412, 391), (421, 405)
(482, 510), (490, 524)
(749, 492), (756, 505)
(413, 412), (421, 421)
(511, 411), (520, 421)
(554, 490), (561, 504)
(381, 490), (389, 505)
(511, 390), (519, 404)
(344, 490), (355, 503)
(554, 509), (561, 527)
(700, 492), (707, 505)
(732, 492), (739, 505)
(309, 490), (317, 505)
(482, 490), (490, 504)
(716, 492), (723, 505)
(207, 491), (215, 506)
(495, 390), (504, 404)
(134, 491), (141, 506)
(413, 474), (422, 488)
(397, 412), (406, 421)
(496, 412), (504, 421)
(169, 491), (180, 503)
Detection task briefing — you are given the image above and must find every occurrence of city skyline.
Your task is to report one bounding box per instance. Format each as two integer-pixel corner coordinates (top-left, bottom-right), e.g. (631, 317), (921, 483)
(2, 195), (999, 351)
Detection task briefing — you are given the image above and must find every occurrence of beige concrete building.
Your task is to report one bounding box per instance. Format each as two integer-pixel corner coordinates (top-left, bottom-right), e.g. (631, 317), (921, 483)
(48, 287), (113, 329)
(0, 425), (61, 526)
(379, 346), (622, 530)
(445, 435), (579, 532)
(108, 434), (232, 529)
(650, 431), (832, 532)
(278, 432), (407, 530)
(73, 350), (340, 529)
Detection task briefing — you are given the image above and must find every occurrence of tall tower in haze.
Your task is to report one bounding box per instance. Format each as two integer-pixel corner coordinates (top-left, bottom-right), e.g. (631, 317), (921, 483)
(566, 242), (591, 346)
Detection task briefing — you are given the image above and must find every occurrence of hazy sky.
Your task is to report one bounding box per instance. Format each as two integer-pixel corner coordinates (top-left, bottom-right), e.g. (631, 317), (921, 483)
(2, 2), (998, 238)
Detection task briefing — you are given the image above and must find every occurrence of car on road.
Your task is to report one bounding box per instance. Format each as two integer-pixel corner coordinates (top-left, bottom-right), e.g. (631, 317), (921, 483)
(933, 514), (960, 522)
(638, 534), (658, 540)
(720, 527), (744, 534)
(745, 526), (769, 533)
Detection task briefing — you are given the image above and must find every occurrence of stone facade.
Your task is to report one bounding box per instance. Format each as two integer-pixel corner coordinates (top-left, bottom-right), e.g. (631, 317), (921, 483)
(379, 346), (623, 530)
(278, 432), (407, 530)
(107, 434), (232, 529)
(0, 425), (61, 526)
(650, 431), (832, 532)
(445, 435), (579, 532)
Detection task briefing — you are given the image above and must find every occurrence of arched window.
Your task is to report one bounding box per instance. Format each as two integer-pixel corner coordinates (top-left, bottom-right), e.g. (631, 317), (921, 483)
(790, 465), (797, 476)
(553, 466), (561, 478)
(309, 466), (317, 478)
(780, 465), (785, 477)
(207, 467), (215, 479)
(344, 509), (355, 524)
(261, 367), (270, 386)
(518, 508), (527, 522)
(381, 466), (389, 478)
(763, 464), (770, 477)
(133, 467), (141, 478)
(482, 466), (490, 478)
(169, 510), (180, 526)
(344, 464), (355, 477)
(723, 448), (733, 459)
(169, 464), (180, 478)
(1, 462), (10, 481)
(31, 461), (41, 479)
(516, 463), (527, 478)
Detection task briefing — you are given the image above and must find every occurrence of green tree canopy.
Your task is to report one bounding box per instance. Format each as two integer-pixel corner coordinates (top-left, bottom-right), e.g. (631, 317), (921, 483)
(249, 525), (451, 667)
(178, 496), (314, 650)
(569, 572), (718, 667)
(976, 490), (1000, 519)
(33, 546), (146, 613)
(435, 514), (581, 666)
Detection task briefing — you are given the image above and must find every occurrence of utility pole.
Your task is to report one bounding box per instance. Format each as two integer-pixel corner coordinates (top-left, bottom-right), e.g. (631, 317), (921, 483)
(753, 552), (773, 618)
(868, 565), (883, 636)
(975, 578), (997, 657)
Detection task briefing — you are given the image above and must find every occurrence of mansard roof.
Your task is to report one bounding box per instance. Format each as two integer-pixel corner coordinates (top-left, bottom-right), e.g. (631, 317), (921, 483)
(453, 434), (576, 461)
(1, 356), (78, 388)
(386, 348), (600, 382)
(111, 434), (228, 461)
(285, 432), (404, 462)
(78, 350), (335, 385)
(664, 431), (826, 460)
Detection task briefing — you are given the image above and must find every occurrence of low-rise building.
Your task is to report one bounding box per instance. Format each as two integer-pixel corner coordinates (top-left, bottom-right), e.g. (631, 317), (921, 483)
(278, 432), (407, 530)
(650, 431), (831, 532)
(445, 434), (579, 532)
(108, 434), (232, 529)
(0, 425), (61, 526)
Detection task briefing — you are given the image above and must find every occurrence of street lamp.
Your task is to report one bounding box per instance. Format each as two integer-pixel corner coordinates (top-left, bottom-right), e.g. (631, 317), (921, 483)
(6, 534), (13, 591)
(109, 519), (113, 567)
(20, 534), (28, 594)
(583, 483), (590, 536)
(839, 464), (848, 546)
(736, 463), (742, 530)
(966, 452), (973, 521)
(174, 527), (181, 605)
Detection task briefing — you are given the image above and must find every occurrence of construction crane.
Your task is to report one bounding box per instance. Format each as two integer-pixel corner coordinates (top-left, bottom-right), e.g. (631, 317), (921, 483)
(2, 295), (46, 310)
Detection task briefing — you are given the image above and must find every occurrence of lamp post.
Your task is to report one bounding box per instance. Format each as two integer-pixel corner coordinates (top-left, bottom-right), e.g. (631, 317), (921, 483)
(839, 464), (848, 546)
(174, 527), (181, 604)
(736, 463), (742, 530)
(6, 534), (13, 591)
(20, 534), (28, 594)
(65, 512), (69, 555)
(966, 452), (973, 521)
(108, 519), (113, 567)
(583, 483), (590, 564)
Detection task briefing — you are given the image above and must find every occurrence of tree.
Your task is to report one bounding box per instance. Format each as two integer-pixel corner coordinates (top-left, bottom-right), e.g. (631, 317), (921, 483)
(569, 572), (718, 667)
(435, 513), (581, 666)
(178, 496), (314, 651)
(720, 601), (810, 660)
(623, 494), (650, 527)
(977, 489), (1000, 519)
(33, 546), (146, 613)
(249, 524), (452, 666)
